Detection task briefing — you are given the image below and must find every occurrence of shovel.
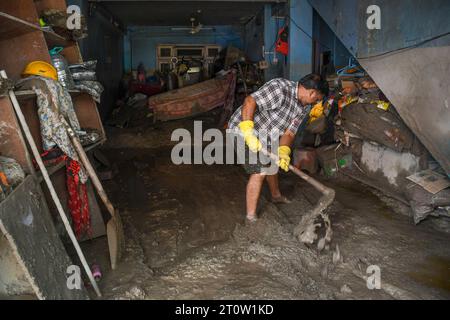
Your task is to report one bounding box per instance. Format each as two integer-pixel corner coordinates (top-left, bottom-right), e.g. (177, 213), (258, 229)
(260, 148), (335, 250)
(66, 126), (124, 270)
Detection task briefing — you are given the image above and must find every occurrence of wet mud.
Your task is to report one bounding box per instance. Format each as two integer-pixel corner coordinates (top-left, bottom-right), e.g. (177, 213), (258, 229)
(82, 119), (450, 300)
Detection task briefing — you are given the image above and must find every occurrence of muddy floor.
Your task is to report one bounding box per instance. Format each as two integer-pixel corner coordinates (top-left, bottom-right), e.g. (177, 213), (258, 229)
(82, 116), (450, 300)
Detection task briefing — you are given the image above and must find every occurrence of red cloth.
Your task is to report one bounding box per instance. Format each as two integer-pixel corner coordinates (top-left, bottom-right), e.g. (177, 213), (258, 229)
(276, 26), (289, 56)
(34, 148), (91, 238)
(66, 159), (91, 238)
(129, 81), (163, 97)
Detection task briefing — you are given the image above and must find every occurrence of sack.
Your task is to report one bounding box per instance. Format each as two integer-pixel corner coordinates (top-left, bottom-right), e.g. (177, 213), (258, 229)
(305, 116), (327, 134)
(71, 71), (97, 81)
(69, 60), (97, 72)
(74, 80), (104, 103)
(337, 102), (427, 156)
(405, 183), (450, 224)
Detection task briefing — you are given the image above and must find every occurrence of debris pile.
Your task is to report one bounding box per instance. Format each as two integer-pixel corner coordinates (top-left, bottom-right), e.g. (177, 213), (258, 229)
(0, 156), (25, 202)
(0, 78), (14, 97)
(40, 9), (88, 41)
(294, 61), (450, 226)
(108, 93), (152, 128)
(109, 46), (264, 128)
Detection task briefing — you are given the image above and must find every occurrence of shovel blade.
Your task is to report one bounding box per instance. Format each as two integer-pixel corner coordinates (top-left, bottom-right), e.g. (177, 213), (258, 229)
(106, 211), (124, 270)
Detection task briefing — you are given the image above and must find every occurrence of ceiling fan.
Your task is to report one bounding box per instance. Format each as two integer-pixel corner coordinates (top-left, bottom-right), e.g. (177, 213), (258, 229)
(171, 10), (214, 34)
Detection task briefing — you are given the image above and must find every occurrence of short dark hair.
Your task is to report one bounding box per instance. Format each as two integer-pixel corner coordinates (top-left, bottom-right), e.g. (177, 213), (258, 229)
(298, 73), (329, 96)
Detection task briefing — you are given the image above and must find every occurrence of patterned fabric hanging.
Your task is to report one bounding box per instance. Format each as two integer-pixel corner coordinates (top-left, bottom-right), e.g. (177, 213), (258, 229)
(16, 76), (88, 183)
(18, 76), (92, 238)
(66, 159), (91, 238)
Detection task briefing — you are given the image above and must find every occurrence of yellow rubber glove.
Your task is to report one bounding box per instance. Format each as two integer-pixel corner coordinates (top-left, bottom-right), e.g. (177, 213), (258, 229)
(277, 146), (291, 172)
(238, 120), (262, 152)
(308, 101), (324, 123)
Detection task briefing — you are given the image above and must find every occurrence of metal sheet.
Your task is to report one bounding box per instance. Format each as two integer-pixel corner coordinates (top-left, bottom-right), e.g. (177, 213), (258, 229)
(0, 175), (89, 299)
(358, 44), (450, 175)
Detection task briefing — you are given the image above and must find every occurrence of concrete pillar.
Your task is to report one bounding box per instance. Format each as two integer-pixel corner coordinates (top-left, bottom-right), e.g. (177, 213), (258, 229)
(287, 0), (313, 80)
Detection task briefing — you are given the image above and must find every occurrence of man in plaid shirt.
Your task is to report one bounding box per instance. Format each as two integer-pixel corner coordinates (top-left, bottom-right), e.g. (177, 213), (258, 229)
(228, 73), (328, 222)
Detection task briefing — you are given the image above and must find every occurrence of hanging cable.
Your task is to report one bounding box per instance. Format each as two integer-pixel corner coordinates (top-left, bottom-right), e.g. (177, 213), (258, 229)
(285, 13), (332, 51)
(357, 31), (450, 60)
(304, 0), (450, 60)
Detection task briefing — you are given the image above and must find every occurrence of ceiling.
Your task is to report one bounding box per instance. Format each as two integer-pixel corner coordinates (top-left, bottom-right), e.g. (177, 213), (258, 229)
(91, 1), (280, 26)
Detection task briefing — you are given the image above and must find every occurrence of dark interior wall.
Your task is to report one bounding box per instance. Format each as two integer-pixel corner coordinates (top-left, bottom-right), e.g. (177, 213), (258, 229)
(242, 9), (264, 62)
(67, 0), (124, 120)
(312, 10), (352, 72)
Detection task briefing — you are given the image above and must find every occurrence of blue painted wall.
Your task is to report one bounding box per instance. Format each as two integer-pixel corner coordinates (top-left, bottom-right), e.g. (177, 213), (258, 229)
(125, 26), (243, 71)
(243, 8), (264, 62)
(260, 1), (351, 81)
(259, 0), (317, 81)
(287, 0), (313, 81)
(309, 0), (450, 58)
(313, 11), (352, 70)
(263, 4), (287, 81)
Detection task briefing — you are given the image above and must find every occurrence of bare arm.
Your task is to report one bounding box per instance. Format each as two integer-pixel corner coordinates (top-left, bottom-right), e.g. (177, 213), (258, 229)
(241, 95), (258, 121)
(242, 95), (296, 148)
(280, 129), (295, 148)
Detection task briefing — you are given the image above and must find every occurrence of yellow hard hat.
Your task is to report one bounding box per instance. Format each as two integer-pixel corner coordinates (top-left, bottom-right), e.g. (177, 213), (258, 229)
(22, 61), (58, 80)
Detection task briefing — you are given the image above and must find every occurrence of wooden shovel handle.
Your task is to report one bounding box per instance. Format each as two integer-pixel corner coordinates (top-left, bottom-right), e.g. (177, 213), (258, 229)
(67, 127), (116, 218)
(260, 148), (334, 196)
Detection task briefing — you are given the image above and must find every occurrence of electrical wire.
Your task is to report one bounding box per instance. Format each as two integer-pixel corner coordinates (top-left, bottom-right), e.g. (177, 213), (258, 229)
(243, 6), (265, 27)
(275, 6), (280, 49)
(286, 13), (332, 51)
(266, 12), (334, 53)
(305, 0), (450, 60)
(357, 31), (450, 60)
(287, 12), (450, 61)
(246, 4), (344, 59)
(245, 2), (450, 63)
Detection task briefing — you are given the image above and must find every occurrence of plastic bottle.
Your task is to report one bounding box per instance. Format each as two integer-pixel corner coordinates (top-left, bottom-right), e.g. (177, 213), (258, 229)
(49, 47), (75, 89)
(91, 264), (102, 282)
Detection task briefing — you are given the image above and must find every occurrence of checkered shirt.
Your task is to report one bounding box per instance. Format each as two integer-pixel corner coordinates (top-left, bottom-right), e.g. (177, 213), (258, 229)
(228, 78), (308, 138)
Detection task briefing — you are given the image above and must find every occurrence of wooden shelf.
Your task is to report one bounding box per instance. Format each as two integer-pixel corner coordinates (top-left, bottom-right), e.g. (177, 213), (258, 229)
(0, 12), (73, 47)
(15, 89), (83, 100)
(36, 138), (106, 182)
(84, 139), (105, 152)
(43, 28), (74, 48)
(13, 89), (106, 152)
(0, 2), (111, 296)
(45, 160), (66, 177)
(0, 12), (41, 40)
